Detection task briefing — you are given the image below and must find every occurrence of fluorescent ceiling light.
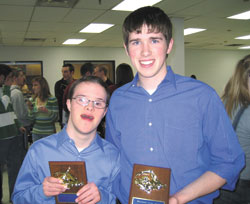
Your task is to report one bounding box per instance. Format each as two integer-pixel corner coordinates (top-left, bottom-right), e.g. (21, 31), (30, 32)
(239, 46), (250, 49)
(112, 0), (162, 11)
(235, 35), (250, 40)
(227, 10), (250, 20)
(63, 39), (86, 45)
(184, 28), (206, 36)
(80, 23), (114, 33)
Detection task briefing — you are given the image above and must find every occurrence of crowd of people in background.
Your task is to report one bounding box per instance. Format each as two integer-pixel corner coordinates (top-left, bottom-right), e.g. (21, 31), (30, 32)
(0, 5), (249, 204)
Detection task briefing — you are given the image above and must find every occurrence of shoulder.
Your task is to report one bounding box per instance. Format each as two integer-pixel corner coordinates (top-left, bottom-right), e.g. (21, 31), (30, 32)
(99, 136), (119, 155)
(28, 133), (58, 153)
(48, 95), (57, 101)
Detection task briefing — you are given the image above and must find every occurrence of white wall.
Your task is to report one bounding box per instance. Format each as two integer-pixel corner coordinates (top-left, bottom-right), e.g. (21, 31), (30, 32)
(185, 49), (249, 96)
(0, 46), (249, 97)
(0, 46), (130, 93)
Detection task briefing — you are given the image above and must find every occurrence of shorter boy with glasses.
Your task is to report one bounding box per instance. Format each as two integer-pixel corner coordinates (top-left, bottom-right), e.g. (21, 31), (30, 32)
(12, 76), (120, 204)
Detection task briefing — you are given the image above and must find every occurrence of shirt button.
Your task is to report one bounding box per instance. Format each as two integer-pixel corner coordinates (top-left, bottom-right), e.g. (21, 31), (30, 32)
(150, 147), (154, 152)
(149, 98), (152, 102)
(148, 122), (152, 126)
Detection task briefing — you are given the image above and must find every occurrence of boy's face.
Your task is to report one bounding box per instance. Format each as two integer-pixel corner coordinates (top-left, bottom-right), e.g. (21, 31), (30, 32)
(125, 24), (173, 81)
(66, 82), (107, 137)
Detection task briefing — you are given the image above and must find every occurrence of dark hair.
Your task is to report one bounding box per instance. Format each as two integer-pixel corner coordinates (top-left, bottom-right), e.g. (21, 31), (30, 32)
(68, 76), (110, 106)
(123, 6), (172, 48)
(12, 68), (24, 78)
(80, 63), (94, 76)
(63, 63), (74, 72)
(32, 76), (51, 101)
(0, 64), (12, 79)
(190, 74), (197, 79)
(116, 63), (134, 87)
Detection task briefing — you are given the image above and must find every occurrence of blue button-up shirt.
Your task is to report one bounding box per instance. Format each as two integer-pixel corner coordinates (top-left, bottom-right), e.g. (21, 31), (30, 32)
(12, 126), (120, 204)
(106, 66), (245, 204)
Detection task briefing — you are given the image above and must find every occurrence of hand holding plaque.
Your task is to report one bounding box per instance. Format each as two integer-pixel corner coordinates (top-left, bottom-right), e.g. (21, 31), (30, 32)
(49, 161), (87, 204)
(129, 164), (171, 204)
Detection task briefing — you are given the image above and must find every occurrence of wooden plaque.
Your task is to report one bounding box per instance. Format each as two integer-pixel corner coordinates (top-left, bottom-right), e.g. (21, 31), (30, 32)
(49, 161), (87, 204)
(129, 164), (171, 204)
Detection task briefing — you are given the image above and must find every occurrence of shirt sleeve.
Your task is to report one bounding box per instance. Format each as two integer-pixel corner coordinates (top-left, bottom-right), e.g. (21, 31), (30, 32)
(202, 91), (245, 190)
(46, 96), (59, 123)
(12, 147), (54, 203)
(11, 90), (29, 126)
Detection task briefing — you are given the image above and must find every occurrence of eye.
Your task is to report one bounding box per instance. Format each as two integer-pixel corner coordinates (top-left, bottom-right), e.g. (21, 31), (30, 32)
(131, 40), (140, 46)
(94, 101), (103, 107)
(79, 97), (88, 103)
(152, 39), (159, 44)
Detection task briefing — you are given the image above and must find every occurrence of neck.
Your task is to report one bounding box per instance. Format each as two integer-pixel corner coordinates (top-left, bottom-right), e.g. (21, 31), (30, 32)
(138, 68), (167, 91)
(66, 123), (96, 149)
(68, 78), (74, 83)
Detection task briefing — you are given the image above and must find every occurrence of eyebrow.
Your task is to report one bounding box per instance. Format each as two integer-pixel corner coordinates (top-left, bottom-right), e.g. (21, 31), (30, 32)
(74, 95), (105, 102)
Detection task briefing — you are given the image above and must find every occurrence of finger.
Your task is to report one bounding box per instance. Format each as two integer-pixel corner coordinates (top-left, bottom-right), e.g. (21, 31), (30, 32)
(76, 183), (100, 204)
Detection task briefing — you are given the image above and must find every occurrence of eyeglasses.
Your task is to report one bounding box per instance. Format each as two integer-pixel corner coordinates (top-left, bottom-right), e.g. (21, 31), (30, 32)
(72, 95), (107, 109)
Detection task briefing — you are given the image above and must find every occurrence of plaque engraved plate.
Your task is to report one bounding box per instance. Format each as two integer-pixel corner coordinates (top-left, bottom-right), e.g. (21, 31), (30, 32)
(49, 161), (87, 204)
(129, 164), (171, 204)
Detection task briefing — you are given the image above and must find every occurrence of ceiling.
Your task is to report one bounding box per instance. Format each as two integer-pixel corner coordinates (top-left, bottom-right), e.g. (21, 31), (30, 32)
(0, 0), (250, 50)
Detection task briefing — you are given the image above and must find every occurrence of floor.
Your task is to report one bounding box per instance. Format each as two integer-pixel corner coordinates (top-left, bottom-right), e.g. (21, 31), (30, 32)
(2, 166), (11, 204)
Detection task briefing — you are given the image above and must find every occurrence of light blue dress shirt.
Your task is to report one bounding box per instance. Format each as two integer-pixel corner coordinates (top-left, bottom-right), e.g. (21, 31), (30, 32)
(106, 66), (245, 204)
(12, 126), (120, 204)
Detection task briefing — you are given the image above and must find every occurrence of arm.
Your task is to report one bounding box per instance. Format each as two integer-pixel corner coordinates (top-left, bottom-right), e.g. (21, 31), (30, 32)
(41, 96), (59, 123)
(12, 148), (59, 203)
(170, 171), (226, 204)
(62, 83), (71, 112)
(54, 81), (61, 100)
(11, 89), (29, 126)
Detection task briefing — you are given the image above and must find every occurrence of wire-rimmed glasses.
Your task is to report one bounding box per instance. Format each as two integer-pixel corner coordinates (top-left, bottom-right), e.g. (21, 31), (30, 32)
(72, 95), (107, 109)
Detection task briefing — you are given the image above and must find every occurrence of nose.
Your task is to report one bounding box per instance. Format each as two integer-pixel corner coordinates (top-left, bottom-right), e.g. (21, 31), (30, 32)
(141, 42), (151, 57)
(85, 101), (94, 111)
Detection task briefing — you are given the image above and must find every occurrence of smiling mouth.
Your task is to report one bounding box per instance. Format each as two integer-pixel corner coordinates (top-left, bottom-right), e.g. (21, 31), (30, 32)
(80, 114), (94, 121)
(140, 60), (154, 66)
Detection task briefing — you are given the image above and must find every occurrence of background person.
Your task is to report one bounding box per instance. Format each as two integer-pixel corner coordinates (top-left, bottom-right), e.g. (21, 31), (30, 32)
(27, 76), (58, 142)
(105, 6), (245, 204)
(94, 65), (113, 86)
(214, 54), (250, 204)
(12, 76), (120, 204)
(10, 68), (31, 152)
(0, 64), (24, 203)
(54, 64), (74, 129)
(109, 63), (134, 95)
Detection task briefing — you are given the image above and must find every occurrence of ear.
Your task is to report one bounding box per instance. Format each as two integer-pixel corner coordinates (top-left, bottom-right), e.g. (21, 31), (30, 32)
(66, 99), (71, 112)
(102, 107), (108, 118)
(167, 38), (174, 54)
(124, 43), (129, 56)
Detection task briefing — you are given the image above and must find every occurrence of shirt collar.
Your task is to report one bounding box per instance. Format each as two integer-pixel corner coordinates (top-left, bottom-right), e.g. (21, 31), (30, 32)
(56, 125), (104, 152)
(127, 65), (177, 91)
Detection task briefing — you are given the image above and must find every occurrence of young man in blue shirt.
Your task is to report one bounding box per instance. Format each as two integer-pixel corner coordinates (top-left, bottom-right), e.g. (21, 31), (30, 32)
(13, 76), (120, 204)
(105, 6), (245, 204)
